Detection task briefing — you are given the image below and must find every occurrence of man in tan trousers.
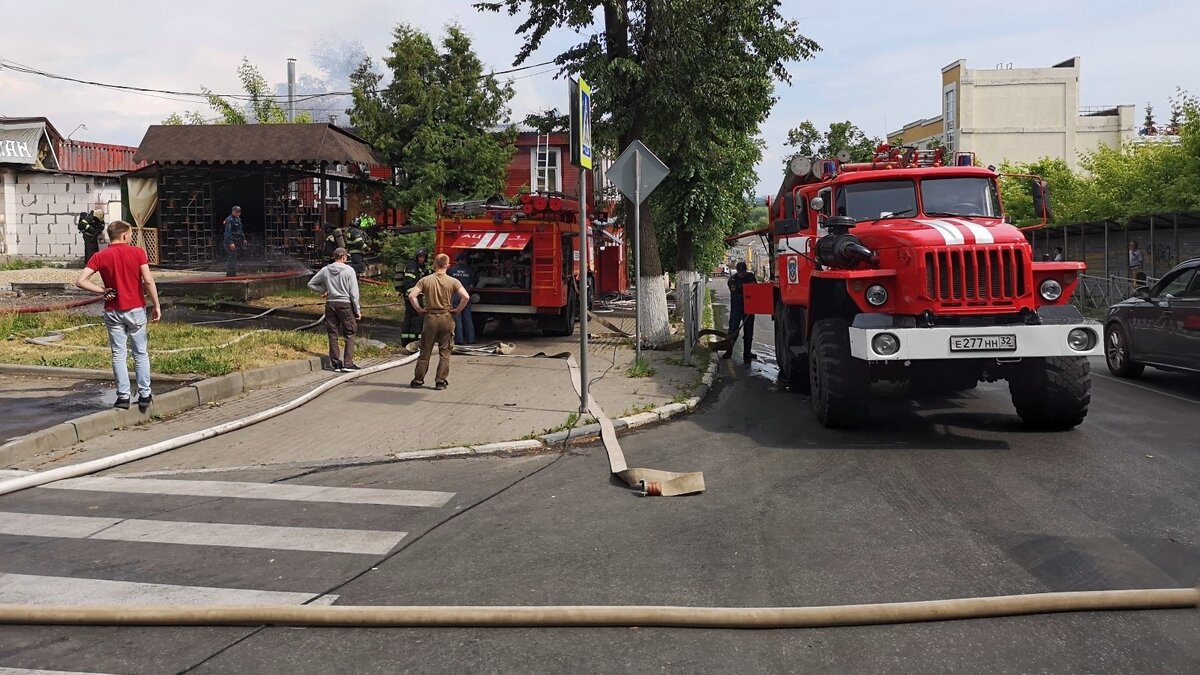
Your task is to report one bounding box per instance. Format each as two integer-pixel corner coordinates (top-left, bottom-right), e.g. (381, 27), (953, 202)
(408, 253), (471, 390)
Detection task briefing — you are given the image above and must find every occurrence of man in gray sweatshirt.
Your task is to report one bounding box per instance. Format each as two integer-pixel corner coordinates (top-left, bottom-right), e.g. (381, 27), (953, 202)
(308, 248), (362, 372)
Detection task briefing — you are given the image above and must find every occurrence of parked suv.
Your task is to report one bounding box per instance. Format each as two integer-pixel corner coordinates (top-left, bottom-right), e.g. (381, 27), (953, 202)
(1105, 258), (1200, 378)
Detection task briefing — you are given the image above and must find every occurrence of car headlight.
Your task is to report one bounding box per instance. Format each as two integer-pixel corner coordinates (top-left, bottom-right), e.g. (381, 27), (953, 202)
(1039, 279), (1063, 301)
(872, 333), (900, 356)
(865, 284), (888, 307)
(1067, 328), (1096, 351)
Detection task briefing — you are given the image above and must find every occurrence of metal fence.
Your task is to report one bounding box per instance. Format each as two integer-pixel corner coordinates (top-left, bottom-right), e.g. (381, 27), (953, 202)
(1025, 211), (1200, 309)
(679, 278), (707, 360)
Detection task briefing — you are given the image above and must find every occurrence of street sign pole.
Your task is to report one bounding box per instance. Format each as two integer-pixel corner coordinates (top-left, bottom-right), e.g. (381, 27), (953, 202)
(634, 151), (642, 364)
(579, 168), (589, 414)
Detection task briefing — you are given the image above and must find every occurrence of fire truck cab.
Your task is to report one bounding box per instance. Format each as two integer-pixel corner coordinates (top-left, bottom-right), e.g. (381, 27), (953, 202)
(739, 146), (1102, 430)
(435, 193), (627, 337)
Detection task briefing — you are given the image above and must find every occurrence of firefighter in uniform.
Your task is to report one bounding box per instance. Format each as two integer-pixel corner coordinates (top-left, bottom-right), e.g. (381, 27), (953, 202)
(724, 261), (758, 362)
(324, 223), (346, 262)
(77, 209), (106, 265)
(345, 220), (367, 275)
(396, 247), (431, 342)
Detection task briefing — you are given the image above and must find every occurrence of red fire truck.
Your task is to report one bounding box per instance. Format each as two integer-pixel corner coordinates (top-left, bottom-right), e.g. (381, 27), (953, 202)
(435, 193), (627, 337)
(735, 146), (1102, 430)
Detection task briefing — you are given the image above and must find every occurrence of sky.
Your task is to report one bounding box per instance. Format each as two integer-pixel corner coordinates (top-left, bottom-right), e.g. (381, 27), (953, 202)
(2, 0), (1197, 198)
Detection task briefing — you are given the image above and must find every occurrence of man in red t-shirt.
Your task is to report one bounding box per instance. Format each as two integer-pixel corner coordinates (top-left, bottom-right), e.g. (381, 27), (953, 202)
(74, 220), (162, 411)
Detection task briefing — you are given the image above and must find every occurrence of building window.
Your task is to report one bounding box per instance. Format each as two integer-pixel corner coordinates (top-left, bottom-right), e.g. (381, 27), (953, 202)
(944, 88), (957, 151)
(530, 147), (562, 192)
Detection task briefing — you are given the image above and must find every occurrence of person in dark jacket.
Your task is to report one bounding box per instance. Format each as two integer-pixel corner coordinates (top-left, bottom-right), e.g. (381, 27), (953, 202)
(308, 247), (362, 372)
(395, 248), (431, 342)
(345, 221), (367, 274)
(223, 206), (246, 277)
(77, 209), (106, 265)
(724, 261), (758, 362)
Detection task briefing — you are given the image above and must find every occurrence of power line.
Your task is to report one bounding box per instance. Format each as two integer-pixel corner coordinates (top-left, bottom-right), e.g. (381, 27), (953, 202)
(0, 57), (558, 102)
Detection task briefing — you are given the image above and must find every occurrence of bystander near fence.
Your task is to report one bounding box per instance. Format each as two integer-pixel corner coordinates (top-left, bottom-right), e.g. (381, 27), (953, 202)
(1025, 211), (1200, 312)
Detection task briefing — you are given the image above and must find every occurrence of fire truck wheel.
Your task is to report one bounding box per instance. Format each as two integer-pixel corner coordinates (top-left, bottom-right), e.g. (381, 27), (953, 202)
(541, 287), (578, 337)
(808, 318), (869, 428)
(774, 304), (809, 394)
(1007, 356), (1091, 430)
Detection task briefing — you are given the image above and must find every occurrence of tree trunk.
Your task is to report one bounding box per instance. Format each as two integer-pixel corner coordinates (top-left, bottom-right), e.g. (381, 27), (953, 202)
(609, 0), (671, 347)
(674, 225), (698, 319)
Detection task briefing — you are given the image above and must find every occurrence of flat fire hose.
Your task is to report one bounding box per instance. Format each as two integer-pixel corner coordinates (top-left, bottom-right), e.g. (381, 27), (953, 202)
(0, 586), (1194, 628)
(418, 341), (705, 496)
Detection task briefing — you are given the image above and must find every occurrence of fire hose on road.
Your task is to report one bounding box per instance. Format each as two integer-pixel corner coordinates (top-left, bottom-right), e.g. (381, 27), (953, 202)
(0, 340), (1194, 628)
(0, 587), (1194, 629)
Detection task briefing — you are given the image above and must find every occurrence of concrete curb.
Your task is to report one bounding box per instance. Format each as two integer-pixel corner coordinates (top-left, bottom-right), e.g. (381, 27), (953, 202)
(392, 351), (722, 461)
(0, 355), (333, 464)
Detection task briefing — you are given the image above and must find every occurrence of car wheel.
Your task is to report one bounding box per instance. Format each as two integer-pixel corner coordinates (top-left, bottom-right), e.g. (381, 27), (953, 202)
(1105, 323), (1144, 378)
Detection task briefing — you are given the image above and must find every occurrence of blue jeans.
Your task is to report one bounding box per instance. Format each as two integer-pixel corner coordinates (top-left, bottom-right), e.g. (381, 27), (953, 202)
(453, 300), (475, 345)
(104, 308), (151, 399)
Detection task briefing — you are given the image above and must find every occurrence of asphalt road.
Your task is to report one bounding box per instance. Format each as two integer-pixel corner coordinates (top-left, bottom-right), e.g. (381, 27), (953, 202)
(1, 283), (1197, 673)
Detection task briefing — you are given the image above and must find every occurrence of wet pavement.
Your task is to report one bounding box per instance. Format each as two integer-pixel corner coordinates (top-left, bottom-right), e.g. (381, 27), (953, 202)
(0, 375), (116, 443)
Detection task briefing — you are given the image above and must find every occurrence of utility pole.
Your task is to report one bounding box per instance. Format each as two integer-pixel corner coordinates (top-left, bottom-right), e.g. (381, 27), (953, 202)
(286, 58), (296, 123)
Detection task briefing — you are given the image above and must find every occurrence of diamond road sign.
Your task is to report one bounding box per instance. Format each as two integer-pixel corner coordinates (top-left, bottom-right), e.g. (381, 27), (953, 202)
(607, 140), (669, 204)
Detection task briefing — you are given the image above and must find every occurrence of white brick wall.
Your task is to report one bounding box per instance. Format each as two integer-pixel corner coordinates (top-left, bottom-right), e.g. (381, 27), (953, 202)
(3, 171), (122, 259)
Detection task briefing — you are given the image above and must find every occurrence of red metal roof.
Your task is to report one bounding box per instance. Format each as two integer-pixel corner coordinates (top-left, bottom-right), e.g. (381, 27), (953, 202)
(55, 140), (146, 173)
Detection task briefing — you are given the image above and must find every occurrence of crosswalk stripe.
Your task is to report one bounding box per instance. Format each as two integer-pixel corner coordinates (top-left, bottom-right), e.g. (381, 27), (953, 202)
(42, 476), (455, 508)
(0, 573), (338, 607)
(0, 512), (406, 555)
(0, 662), (116, 667)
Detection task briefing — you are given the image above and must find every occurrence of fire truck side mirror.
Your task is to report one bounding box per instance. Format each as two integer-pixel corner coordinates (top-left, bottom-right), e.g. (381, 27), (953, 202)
(1031, 180), (1053, 223)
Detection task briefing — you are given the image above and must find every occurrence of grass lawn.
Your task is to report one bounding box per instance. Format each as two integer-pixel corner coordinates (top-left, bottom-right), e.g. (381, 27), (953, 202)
(0, 311), (393, 376)
(253, 281), (407, 322)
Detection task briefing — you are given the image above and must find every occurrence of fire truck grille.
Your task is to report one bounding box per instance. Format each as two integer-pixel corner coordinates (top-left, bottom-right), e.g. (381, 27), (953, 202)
(924, 246), (1027, 306)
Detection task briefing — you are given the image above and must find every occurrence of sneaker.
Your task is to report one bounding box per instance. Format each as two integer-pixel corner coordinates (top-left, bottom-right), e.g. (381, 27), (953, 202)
(342, 363), (362, 371)
(328, 360), (343, 372)
(137, 394), (153, 412)
(434, 380), (448, 390)
(114, 395), (131, 410)
(744, 352), (757, 361)
(410, 379), (424, 388)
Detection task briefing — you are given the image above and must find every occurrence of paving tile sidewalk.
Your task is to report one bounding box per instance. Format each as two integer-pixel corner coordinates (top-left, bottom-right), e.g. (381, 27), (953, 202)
(9, 311), (714, 474)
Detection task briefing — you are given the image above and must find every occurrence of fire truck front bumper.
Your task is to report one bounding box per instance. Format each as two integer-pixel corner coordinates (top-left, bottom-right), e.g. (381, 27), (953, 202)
(847, 309), (1103, 362)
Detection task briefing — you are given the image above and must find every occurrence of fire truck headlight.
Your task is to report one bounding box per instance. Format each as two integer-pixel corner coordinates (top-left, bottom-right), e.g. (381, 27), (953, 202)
(865, 284), (888, 307)
(1067, 328), (1096, 351)
(872, 333), (901, 356)
(1039, 279), (1063, 301)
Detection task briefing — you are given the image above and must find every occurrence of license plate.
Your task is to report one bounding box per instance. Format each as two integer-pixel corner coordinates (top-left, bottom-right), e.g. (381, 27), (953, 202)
(950, 334), (1017, 351)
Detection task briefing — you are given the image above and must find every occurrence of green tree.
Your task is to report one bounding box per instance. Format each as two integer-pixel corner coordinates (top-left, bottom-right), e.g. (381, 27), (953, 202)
(476, 0), (818, 344)
(164, 59), (313, 125)
(349, 23), (516, 215)
(998, 157), (1094, 226)
(1141, 103), (1157, 136)
(785, 120), (879, 163)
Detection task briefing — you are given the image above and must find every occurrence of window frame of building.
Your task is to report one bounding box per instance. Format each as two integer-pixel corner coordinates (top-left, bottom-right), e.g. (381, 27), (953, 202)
(943, 85), (957, 152)
(530, 146), (562, 193)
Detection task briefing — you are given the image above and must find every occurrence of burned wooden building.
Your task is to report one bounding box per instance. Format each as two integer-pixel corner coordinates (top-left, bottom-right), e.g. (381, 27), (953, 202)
(126, 124), (389, 267)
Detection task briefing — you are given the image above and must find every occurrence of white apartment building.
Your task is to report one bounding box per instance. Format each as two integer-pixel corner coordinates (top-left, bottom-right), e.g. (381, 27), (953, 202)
(890, 57), (1135, 170)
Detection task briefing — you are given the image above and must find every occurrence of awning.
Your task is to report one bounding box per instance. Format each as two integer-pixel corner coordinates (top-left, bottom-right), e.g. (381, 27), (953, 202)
(0, 123), (48, 166)
(451, 232), (531, 250)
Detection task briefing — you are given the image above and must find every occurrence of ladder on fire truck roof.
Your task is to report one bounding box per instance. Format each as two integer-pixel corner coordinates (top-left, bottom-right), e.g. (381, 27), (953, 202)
(534, 132), (552, 193)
